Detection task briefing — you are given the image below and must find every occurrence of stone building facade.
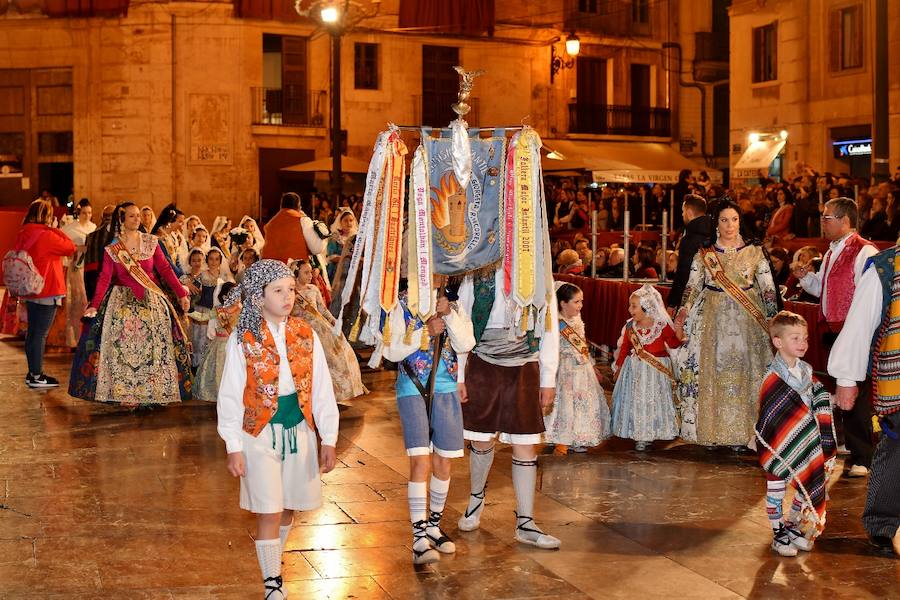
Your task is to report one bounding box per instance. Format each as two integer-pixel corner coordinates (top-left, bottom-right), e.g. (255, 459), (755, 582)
(729, 0), (900, 181)
(0, 0), (727, 223)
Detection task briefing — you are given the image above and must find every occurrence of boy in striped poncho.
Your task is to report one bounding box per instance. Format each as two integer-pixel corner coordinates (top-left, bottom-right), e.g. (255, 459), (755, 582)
(754, 311), (837, 557)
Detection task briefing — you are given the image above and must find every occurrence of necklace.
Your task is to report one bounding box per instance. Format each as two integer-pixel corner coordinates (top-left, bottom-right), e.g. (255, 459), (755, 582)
(122, 231), (141, 254)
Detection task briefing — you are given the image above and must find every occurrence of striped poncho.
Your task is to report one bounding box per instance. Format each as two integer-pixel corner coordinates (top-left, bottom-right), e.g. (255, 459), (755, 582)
(755, 356), (837, 536)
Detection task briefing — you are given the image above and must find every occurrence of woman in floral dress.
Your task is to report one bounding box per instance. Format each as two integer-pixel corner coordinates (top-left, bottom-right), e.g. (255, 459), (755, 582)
(675, 200), (780, 448)
(70, 202), (192, 405)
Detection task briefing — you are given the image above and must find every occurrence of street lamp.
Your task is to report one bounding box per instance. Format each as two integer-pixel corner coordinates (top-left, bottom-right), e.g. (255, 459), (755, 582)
(550, 32), (580, 84)
(294, 0), (381, 202)
(320, 5), (339, 23)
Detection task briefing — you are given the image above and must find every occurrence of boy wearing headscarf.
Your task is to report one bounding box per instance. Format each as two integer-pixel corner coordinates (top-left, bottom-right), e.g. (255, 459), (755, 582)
(216, 260), (339, 600)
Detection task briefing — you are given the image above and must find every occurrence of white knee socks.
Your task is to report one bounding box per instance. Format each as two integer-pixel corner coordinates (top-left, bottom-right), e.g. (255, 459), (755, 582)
(279, 524), (292, 550)
(464, 443), (494, 516)
(429, 474), (450, 516)
(427, 474), (450, 537)
(766, 479), (787, 530)
(255, 538), (284, 598)
(512, 456), (538, 520)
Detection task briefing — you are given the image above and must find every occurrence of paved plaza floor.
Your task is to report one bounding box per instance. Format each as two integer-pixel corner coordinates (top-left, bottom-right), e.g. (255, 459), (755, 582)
(0, 338), (897, 599)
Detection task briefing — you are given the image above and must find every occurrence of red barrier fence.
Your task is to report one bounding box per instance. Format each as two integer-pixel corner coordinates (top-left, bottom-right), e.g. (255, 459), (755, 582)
(553, 274), (827, 373)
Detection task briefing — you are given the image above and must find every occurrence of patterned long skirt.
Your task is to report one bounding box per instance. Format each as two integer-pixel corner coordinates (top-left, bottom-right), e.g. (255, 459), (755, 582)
(69, 286), (192, 405)
(194, 337), (227, 402)
(611, 356), (678, 443)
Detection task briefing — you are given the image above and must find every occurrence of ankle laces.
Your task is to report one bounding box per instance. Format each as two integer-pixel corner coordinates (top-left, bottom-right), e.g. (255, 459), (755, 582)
(412, 519), (431, 557)
(515, 512), (543, 535)
(464, 485), (487, 518)
(263, 575), (283, 599)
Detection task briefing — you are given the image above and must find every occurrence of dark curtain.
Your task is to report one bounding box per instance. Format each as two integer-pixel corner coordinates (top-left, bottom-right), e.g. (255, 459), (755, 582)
(233, 0), (301, 21)
(399, 0), (495, 36)
(42, 0), (129, 17)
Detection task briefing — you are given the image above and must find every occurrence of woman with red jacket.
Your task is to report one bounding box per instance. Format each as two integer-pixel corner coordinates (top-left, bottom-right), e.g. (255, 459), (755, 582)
(12, 200), (76, 388)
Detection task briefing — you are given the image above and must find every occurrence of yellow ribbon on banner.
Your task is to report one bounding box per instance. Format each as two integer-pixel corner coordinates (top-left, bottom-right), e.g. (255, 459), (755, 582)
(514, 130), (536, 306)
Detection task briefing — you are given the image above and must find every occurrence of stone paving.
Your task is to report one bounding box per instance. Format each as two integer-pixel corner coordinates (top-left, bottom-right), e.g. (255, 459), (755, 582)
(0, 337), (897, 599)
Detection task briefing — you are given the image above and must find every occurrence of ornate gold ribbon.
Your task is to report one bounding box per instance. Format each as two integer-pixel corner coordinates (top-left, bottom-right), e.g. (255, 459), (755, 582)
(626, 326), (675, 383)
(560, 323), (590, 360)
(701, 247), (770, 334)
(502, 131), (519, 297)
(110, 240), (188, 340)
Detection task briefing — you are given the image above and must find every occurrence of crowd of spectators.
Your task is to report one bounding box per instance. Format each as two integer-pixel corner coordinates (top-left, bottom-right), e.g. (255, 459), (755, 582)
(547, 163), (900, 283)
(547, 163), (900, 242)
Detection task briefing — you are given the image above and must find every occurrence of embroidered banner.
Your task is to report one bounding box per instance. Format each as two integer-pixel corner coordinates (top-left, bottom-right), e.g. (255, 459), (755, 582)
(422, 128), (506, 276)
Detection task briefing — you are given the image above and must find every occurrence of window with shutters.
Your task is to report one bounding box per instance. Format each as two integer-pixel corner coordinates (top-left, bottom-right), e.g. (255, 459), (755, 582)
(354, 43), (379, 90)
(257, 34), (315, 126)
(752, 22), (777, 83)
(578, 0), (598, 13)
(830, 5), (863, 71)
(421, 45), (460, 127)
(631, 0), (649, 24)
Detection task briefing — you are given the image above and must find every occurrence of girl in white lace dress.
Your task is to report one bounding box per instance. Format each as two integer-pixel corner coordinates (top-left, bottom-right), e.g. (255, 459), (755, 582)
(544, 282), (610, 455)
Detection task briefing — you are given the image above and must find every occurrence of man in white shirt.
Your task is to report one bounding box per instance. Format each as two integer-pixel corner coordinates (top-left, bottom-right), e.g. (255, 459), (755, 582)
(794, 198), (878, 477)
(454, 268), (561, 550)
(829, 246), (900, 557)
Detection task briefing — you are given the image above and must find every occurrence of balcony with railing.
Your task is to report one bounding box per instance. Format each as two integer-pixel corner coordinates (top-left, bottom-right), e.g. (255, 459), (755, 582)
(568, 104), (671, 137)
(693, 31), (729, 83)
(251, 87), (327, 127)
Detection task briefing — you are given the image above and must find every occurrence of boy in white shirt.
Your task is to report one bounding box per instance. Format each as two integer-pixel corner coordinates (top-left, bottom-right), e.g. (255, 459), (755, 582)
(217, 260), (339, 600)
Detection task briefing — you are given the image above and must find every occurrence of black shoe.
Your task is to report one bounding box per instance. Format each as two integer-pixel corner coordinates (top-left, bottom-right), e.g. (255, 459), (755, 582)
(26, 373), (59, 389)
(869, 536), (897, 556)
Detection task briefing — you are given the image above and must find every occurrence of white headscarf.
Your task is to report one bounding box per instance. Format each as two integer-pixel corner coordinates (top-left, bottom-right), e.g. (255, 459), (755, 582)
(330, 208), (358, 238)
(183, 214), (202, 240)
(240, 215), (265, 252)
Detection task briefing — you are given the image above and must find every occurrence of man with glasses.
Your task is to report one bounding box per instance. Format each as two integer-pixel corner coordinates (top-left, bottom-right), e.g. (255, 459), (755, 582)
(793, 198), (878, 478)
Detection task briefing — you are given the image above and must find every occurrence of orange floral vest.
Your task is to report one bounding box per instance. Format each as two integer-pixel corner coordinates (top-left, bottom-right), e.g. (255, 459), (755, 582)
(241, 317), (315, 436)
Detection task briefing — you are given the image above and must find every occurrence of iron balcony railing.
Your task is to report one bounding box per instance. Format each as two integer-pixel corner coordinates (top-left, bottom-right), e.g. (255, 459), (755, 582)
(251, 87), (327, 126)
(568, 103), (671, 137)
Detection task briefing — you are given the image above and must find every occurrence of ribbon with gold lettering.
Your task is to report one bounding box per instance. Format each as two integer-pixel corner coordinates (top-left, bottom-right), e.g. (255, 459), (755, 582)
(528, 128), (548, 325)
(378, 135), (408, 343)
(502, 131), (519, 297)
(513, 130), (536, 308)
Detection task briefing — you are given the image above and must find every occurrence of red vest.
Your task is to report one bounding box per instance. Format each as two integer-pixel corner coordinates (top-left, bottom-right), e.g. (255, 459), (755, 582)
(262, 209), (310, 263)
(820, 233), (875, 327)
